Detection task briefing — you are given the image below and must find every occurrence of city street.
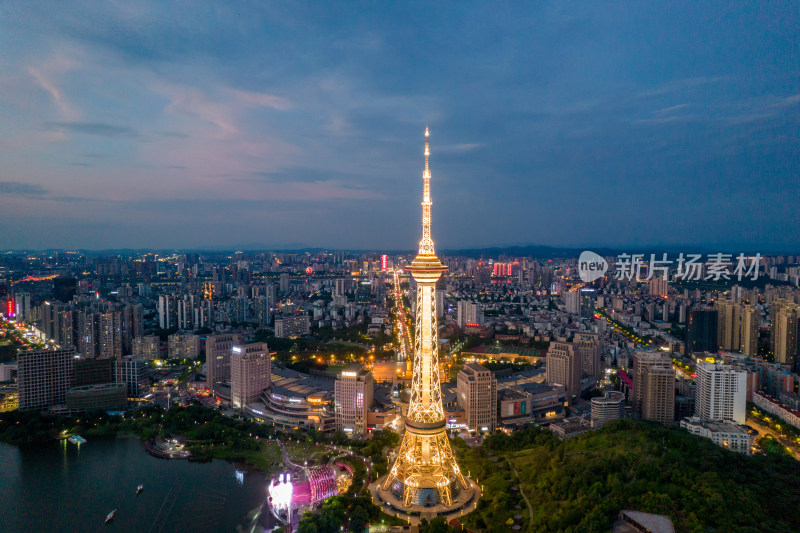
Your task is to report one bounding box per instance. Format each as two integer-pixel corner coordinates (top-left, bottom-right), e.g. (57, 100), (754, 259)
(747, 416), (800, 461)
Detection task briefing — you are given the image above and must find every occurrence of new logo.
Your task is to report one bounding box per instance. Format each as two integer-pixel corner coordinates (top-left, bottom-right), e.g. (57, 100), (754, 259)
(578, 251), (608, 283)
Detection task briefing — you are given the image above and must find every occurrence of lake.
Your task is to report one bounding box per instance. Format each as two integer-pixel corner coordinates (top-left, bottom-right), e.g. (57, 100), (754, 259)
(0, 438), (278, 532)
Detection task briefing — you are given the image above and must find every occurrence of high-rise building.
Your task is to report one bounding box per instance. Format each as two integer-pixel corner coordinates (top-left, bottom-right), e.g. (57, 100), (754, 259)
(157, 295), (177, 330)
(17, 347), (76, 411)
(456, 300), (482, 328)
(740, 304), (759, 357)
(230, 342), (271, 409)
(457, 363), (497, 432)
(574, 332), (603, 381)
(205, 333), (244, 394)
(115, 356), (147, 398)
(649, 277), (668, 297)
(14, 292), (32, 323)
(121, 304), (144, 355)
(132, 335), (160, 360)
(694, 361), (747, 424)
(334, 364), (374, 437)
(716, 300), (742, 352)
(98, 310), (122, 360)
(687, 307), (718, 357)
(565, 291), (581, 315)
(473, 263), (491, 286)
(373, 128), (477, 522)
(632, 352), (672, 413)
(546, 341), (581, 402)
(168, 333), (201, 359)
(274, 315), (310, 338)
(632, 352), (675, 424)
(772, 300), (800, 368)
(279, 273), (290, 294)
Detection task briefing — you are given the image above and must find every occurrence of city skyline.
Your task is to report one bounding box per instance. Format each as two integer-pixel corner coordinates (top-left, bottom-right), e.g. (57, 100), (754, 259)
(1, 2), (798, 250)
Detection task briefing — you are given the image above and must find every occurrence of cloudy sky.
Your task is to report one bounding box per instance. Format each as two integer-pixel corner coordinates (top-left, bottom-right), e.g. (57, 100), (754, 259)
(1, 2), (798, 251)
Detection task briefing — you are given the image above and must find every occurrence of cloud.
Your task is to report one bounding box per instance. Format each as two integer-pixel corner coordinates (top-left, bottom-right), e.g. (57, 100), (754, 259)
(437, 143), (484, 153)
(0, 181), (49, 197)
(27, 61), (80, 120)
(636, 77), (728, 99)
(245, 167), (357, 184)
(45, 121), (140, 138)
(0, 181), (100, 203)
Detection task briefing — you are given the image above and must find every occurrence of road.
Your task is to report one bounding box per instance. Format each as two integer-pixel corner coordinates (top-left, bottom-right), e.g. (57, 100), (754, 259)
(747, 416), (800, 461)
(392, 269), (412, 361)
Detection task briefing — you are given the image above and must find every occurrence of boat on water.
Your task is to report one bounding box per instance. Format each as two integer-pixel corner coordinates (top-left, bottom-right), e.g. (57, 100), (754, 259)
(68, 435), (87, 445)
(136, 484), (144, 495)
(105, 509), (117, 524)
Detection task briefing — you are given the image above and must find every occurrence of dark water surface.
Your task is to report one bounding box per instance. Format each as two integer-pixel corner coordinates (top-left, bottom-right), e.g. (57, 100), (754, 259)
(0, 438), (276, 533)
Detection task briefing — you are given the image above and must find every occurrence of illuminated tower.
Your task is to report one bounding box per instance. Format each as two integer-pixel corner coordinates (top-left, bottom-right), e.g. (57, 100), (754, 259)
(371, 128), (479, 523)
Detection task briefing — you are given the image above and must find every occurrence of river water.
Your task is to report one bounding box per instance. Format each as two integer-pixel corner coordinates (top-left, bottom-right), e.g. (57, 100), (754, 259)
(0, 438), (277, 533)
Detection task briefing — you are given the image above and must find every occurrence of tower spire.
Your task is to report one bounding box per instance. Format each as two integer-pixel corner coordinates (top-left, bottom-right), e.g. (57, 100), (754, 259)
(419, 127), (434, 255)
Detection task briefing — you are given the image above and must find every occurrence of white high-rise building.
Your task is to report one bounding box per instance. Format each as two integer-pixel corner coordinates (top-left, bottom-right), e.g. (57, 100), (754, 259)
(694, 361), (747, 424)
(334, 364), (374, 437)
(456, 300), (482, 327)
(230, 342), (271, 409)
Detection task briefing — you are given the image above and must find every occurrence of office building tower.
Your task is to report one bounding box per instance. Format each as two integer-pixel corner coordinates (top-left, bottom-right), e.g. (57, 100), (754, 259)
(17, 347), (76, 411)
(206, 333), (244, 394)
(230, 342), (271, 409)
(274, 315), (311, 338)
(334, 364), (374, 437)
(457, 363), (497, 432)
(574, 332), (603, 381)
(687, 307), (718, 357)
(694, 361), (747, 424)
(546, 341), (581, 402)
(435, 289), (444, 318)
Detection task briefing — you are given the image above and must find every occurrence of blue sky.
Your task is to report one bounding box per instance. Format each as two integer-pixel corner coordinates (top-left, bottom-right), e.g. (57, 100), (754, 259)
(0, 2), (798, 251)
